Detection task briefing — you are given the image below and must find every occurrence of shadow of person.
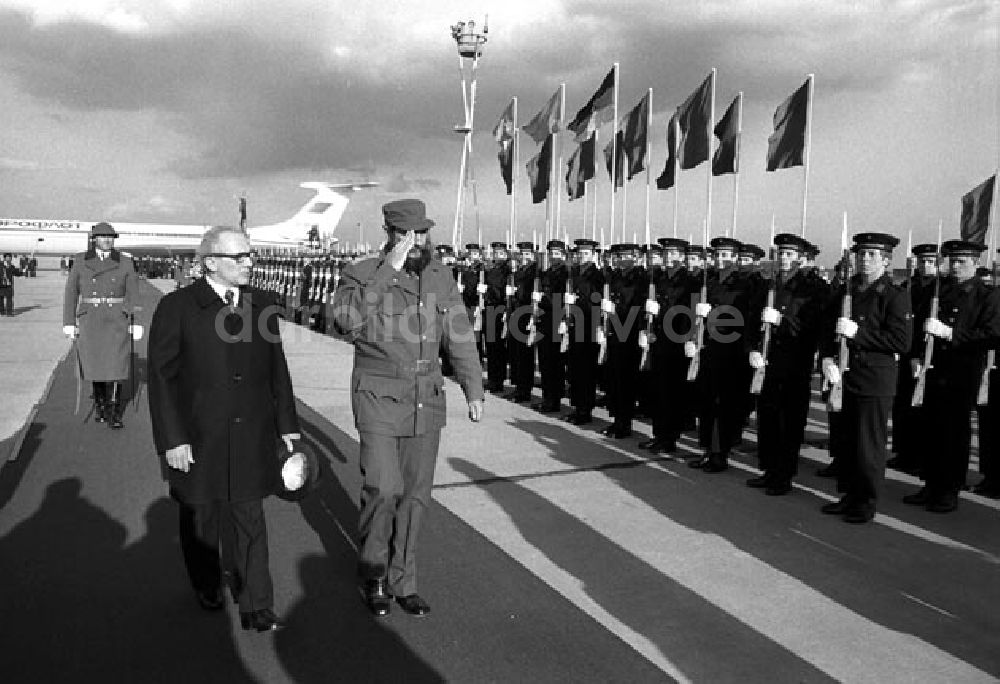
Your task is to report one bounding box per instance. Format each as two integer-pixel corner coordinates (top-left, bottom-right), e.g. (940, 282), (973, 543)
(0, 422), (46, 512)
(10, 305), (40, 316)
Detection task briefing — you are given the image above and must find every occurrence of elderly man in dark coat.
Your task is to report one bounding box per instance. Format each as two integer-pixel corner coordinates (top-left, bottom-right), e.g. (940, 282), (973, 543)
(332, 199), (484, 618)
(62, 223), (141, 428)
(148, 226), (300, 632)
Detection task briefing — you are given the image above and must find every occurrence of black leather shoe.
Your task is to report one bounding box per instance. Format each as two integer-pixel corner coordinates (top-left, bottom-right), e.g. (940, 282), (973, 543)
(565, 412), (593, 425)
(240, 608), (285, 631)
(702, 459), (728, 473)
(649, 440), (676, 455)
(765, 482), (793, 496)
(395, 594), (431, 617)
(746, 475), (770, 488)
(843, 508), (875, 524)
(359, 579), (391, 617)
(821, 497), (851, 515)
(195, 588), (224, 611)
(688, 456), (708, 469)
(926, 494), (958, 513)
(902, 488), (931, 505)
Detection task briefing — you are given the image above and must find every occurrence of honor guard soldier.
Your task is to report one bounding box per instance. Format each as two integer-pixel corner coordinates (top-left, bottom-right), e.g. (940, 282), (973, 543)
(977, 256), (1000, 498)
(746, 234), (826, 495)
(687, 237), (755, 472)
(639, 237), (690, 453)
(820, 232), (912, 523)
(483, 242), (512, 393)
(601, 243), (648, 438)
(902, 240), (1000, 512)
(737, 243), (765, 268)
(508, 242), (538, 403)
(63, 222), (141, 428)
(459, 243), (486, 360)
(563, 238), (604, 424)
(535, 239), (570, 412)
(887, 243), (938, 474)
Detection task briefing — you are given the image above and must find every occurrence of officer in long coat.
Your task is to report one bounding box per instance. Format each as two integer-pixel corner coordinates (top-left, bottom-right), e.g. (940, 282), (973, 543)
(903, 240), (1000, 512)
(820, 233), (912, 523)
(332, 199), (484, 618)
(148, 226), (299, 631)
(62, 222), (140, 428)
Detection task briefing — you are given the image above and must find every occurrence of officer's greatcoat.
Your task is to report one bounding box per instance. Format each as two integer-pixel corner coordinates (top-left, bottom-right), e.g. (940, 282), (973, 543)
(63, 248), (137, 381)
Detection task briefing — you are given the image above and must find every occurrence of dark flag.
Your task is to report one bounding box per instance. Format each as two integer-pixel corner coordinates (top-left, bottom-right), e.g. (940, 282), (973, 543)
(766, 79), (810, 171)
(522, 88), (561, 145)
(566, 134), (596, 201)
(656, 113), (679, 190)
(960, 174), (996, 245)
(526, 134), (553, 204)
(678, 73), (712, 170)
(603, 130), (625, 189)
(567, 67), (615, 142)
(622, 92), (649, 180)
(493, 99), (516, 195)
(712, 95), (740, 176)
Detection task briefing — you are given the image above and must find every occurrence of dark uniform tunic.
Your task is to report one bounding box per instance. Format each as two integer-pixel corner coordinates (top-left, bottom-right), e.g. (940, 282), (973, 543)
(537, 260), (570, 410)
(567, 262), (605, 418)
(648, 264), (693, 446)
(332, 252), (483, 596)
(510, 260), (538, 401)
(483, 260), (512, 391)
(821, 273), (912, 515)
(63, 248), (138, 381)
(891, 272), (936, 469)
(606, 264), (648, 435)
(913, 277), (1000, 501)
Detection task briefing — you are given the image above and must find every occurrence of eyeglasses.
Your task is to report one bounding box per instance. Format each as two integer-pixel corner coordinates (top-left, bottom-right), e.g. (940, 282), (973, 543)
(207, 251), (257, 262)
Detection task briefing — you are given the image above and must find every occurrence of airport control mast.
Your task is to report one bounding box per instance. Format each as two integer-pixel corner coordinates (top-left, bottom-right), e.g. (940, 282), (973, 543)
(450, 17), (487, 250)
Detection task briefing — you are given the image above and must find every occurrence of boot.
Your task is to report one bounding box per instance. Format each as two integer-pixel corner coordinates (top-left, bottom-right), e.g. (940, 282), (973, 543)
(109, 382), (124, 429)
(93, 382), (108, 423)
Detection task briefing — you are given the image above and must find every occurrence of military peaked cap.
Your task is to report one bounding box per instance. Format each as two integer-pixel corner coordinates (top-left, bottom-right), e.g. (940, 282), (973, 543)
(709, 236), (741, 251)
(657, 237), (689, 250)
(773, 233), (810, 253)
(851, 232), (899, 252)
(941, 240), (986, 257)
(911, 243), (937, 257)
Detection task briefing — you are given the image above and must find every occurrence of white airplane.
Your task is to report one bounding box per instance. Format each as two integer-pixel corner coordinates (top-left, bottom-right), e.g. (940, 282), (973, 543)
(0, 181), (378, 256)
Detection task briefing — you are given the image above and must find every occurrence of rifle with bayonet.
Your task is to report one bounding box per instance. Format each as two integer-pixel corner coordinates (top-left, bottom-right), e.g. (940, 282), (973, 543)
(526, 273), (542, 347)
(686, 262), (709, 382)
(750, 248), (778, 395)
(501, 272), (515, 340)
(912, 248), (942, 407)
(597, 282), (611, 365)
(827, 249), (853, 412)
(639, 279), (656, 371)
(977, 261), (997, 405)
(559, 276), (573, 354)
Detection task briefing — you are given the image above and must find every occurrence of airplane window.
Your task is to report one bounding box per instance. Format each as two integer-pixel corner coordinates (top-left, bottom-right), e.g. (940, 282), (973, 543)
(308, 202), (332, 214)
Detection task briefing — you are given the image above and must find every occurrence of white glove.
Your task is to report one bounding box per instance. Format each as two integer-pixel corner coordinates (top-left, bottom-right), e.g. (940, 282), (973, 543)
(923, 317), (953, 340)
(821, 357), (841, 385)
(63, 325), (78, 339)
(749, 351), (765, 369)
(836, 317), (858, 339)
(531, 290), (543, 303)
(595, 327), (606, 345)
(564, 293), (578, 306)
(476, 283), (488, 294)
(557, 320), (568, 336)
(638, 330), (650, 349)
(644, 300), (660, 316)
(505, 285), (516, 297)
(762, 307), (781, 326)
(910, 358), (922, 378)
(695, 302), (712, 318)
(684, 341), (698, 358)
(600, 299), (615, 314)
(281, 453), (308, 491)
(129, 324), (144, 341)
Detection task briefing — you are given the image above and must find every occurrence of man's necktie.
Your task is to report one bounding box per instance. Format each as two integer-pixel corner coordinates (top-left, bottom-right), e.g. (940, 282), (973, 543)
(225, 289), (235, 311)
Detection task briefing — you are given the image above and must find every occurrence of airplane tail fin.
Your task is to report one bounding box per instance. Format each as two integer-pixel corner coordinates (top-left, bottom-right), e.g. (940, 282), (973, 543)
(247, 181), (377, 248)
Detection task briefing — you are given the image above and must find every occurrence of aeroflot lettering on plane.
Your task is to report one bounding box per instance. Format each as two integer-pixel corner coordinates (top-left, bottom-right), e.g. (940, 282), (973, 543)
(0, 219), (83, 230)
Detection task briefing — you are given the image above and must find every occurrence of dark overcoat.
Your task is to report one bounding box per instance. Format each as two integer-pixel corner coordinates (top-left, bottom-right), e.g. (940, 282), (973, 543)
(63, 248), (137, 381)
(148, 277), (299, 504)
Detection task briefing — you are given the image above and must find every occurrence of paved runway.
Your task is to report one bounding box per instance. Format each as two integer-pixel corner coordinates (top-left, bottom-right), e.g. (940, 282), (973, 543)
(1, 276), (998, 683)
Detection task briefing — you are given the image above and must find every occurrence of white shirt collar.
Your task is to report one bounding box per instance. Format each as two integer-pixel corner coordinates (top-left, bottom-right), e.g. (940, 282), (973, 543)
(205, 275), (238, 305)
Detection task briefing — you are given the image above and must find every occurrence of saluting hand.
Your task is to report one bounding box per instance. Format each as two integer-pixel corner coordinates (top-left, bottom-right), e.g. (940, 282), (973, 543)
(468, 399), (484, 423)
(165, 444), (195, 472)
(389, 230), (416, 271)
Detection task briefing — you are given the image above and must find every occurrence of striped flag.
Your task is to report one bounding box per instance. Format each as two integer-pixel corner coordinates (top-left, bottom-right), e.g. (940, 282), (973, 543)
(567, 68), (615, 142)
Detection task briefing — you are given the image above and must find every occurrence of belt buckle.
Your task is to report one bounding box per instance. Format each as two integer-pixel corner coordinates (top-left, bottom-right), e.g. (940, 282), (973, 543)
(415, 359), (432, 375)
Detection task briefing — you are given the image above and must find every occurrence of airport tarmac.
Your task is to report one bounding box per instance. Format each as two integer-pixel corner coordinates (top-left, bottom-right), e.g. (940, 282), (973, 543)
(1, 273), (998, 683)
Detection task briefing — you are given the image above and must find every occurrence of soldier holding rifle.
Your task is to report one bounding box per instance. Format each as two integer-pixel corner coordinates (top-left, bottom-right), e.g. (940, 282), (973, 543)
(508, 242), (538, 403)
(601, 244), (648, 439)
(563, 238), (604, 425)
(535, 239), (570, 413)
(483, 242), (513, 393)
(746, 234), (826, 495)
(902, 240), (1000, 512)
(819, 233), (911, 524)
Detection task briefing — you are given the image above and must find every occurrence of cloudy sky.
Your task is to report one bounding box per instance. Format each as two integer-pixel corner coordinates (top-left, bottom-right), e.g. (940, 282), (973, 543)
(0, 0), (996, 259)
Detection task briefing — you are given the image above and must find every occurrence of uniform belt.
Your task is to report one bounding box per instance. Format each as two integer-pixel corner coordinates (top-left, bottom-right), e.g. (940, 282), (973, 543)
(81, 297), (125, 305)
(355, 358), (435, 376)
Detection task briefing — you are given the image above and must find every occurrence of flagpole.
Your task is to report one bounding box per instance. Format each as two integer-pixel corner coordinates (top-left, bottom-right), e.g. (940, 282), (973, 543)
(644, 88), (652, 247)
(730, 92), (743, 239)
(511, 97), (519, 248)
(705, 68), (716, 243)
(582, 179), (589, 238)
(621, 152), (628, 244)
(592, 129), (600, 241)
(800, 73), (815, 238)
(672, 115), (680, 238)
(609, 62), (619, 247)
(553, 83), (566, 246)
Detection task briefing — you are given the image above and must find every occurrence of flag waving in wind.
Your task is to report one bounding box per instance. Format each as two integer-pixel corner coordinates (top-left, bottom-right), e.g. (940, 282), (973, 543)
(960, 174), (996, 245)
(522, 88), (562, 145)
(567, 67), (615, 142)
(621, 92), (649, 180)
(712, 95), (740, 176)
(603, 130), (625, 190)
(566, 134), (596, 201)
(493, 99), (516, 195)
(677, 73), (712, 170)
(656, 113), (679, 190)
(526, 134), (554, 204)
(766, 79), (810, 171)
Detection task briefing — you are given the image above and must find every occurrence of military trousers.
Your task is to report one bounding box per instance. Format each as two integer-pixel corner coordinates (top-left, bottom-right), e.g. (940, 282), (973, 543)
(832, 393), (892, 512)
(696, 351), (747, 459)
(568, 340), (599, 416)
(979, 370), (1000, 484)
(358, 429), (441, 597)
(922, 380), (976, 496)
(649, 345), (688, 443)
(757, 370), (813, 484)
(608, 340), (641, 431)
(537, 337), (565, 407)
(178, 498), (273, 612)
(0, 286), (12, 315)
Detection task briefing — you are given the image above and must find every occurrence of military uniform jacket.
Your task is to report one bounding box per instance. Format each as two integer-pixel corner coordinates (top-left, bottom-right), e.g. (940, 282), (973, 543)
(608, 266), (648, 345)
(332, 254), (484, 437)
(539, 261), (570, 335)
(821, 273), (912, 397)
(484, 261), (511, 308)
(913, 277), (1000, 391)
(652, 265), (692, 350)
(148, 278), (299, 504)
(747, 267), (826, 377)
(907, 273), (937, 357)
(63, 249), (138, 382)
(571, 262), (605, 343)
(703, 266), (755, 358)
